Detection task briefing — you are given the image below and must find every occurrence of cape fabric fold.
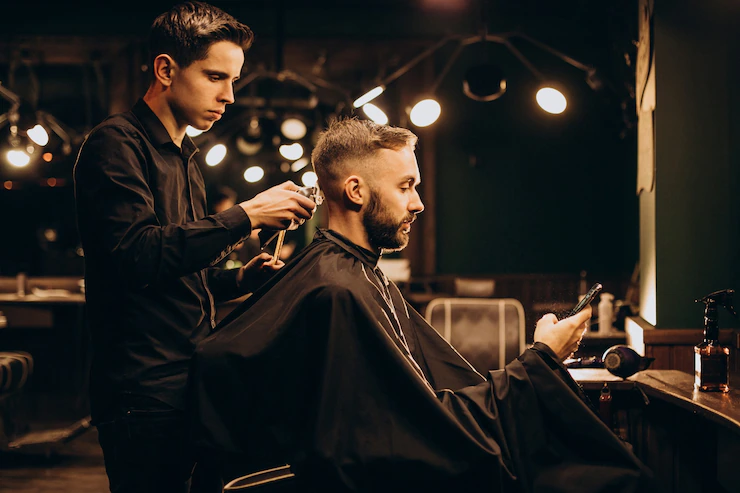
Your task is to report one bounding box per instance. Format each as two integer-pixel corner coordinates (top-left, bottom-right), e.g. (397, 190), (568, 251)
(189, 230), (656, 492)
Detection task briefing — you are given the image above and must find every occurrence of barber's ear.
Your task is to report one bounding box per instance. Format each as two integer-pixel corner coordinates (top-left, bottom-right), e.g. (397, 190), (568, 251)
(152, 54), (176, 87)
(343, 176), (365, 208)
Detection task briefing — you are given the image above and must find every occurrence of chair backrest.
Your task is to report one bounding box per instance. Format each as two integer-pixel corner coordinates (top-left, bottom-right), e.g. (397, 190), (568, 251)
(424, 298), (525, 373)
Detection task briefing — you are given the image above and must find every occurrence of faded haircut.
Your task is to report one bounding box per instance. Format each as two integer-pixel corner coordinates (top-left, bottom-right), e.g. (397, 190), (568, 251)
(149, 1), (254, 74)
(311, 118), (418, 200)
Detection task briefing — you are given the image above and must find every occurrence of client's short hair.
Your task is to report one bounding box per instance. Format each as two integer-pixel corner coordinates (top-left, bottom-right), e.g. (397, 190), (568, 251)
(311, 118), (417, 200)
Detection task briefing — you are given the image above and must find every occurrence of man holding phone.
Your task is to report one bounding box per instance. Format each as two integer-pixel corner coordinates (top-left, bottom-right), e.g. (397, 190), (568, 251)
(189, 119), (655, 491)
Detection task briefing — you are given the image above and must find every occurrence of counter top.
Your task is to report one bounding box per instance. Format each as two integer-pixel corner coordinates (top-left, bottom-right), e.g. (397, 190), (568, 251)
(0, 292), (86, 304)
(570, 368), (740, 432)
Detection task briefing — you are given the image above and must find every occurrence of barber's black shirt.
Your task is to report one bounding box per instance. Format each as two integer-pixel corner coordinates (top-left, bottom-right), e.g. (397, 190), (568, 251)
(74, 99), (252, 419)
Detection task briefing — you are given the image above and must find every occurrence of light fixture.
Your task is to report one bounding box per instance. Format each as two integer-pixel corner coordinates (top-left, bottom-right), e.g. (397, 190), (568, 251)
(301, 171), (318, 187)
(462, 64), (507, 102)
(291, 157), (310, 172)
(350, 30), (603, 125)
(279, 142), (303, 161)
(243, 165), (265, 183)
(27, 124), (49, 146)
(236, 136), (263, 156)
(353, 85), (385, 108)
(186, 126), (204, 137)
(280, 118), (307, 140)
(536, 86), (567, 114)
(235, 116), (263, 156)
(0, 83), (77, 169)
(7, 149), (30, 167)
(409, 99), (441, 127)
(205, 144), (227, 166)
(361, 103), (388, 125)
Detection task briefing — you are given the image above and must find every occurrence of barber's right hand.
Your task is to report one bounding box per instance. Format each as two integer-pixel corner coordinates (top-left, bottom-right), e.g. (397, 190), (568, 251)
(532, 306), (592, 361)
(239, 181), (316, 230)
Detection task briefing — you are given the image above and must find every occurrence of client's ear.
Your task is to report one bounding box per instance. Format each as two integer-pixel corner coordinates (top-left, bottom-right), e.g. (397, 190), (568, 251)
(343, 175), (365, 209)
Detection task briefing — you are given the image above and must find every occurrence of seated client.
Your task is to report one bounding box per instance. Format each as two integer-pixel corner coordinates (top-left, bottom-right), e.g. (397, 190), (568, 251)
(189, 118), (655, 492)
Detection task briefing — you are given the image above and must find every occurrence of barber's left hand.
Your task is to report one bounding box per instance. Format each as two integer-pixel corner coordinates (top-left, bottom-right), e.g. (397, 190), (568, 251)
(236, 252), (284, 293)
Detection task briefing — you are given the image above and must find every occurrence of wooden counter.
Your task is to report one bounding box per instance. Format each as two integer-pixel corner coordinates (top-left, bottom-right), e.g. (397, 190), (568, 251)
(0, 292), (86, 305)
(570, 369), (740, 493)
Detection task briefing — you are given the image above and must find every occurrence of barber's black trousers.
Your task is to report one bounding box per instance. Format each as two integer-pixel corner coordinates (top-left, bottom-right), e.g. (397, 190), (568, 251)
(96, 394), (221, 493)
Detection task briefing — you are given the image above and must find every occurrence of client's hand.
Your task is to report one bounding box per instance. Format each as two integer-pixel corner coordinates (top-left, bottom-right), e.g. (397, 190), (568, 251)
(533, 307), (592, 361)
(236, 252), (284, 293)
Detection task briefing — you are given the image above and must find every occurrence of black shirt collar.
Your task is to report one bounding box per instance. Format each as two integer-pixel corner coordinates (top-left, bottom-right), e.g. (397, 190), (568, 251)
(319, 229), (380, 267)
(131, 99), (198, 156)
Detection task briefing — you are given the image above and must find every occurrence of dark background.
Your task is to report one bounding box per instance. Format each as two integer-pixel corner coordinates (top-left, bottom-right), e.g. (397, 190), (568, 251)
(0, 0), (639, 281)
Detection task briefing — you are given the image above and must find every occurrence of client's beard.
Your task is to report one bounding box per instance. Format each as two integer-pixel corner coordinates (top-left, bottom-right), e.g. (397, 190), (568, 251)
(363, 188), (414, 253)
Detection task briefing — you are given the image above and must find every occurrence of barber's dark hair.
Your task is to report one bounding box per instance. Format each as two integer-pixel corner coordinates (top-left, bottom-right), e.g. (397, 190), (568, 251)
(312, 118), (417, 200)
(149, 1), (253, 73)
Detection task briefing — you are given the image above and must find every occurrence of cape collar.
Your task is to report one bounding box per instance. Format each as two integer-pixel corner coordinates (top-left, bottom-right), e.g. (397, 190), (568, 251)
(318, 229), (380, 268)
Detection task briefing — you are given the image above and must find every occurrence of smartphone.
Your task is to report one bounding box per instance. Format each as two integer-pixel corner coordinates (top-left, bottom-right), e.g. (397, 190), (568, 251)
(566, 282), (602, 317)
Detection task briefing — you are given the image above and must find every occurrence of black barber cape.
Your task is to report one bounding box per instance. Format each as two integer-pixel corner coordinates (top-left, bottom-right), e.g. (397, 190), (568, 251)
(190, 230), (656, 492)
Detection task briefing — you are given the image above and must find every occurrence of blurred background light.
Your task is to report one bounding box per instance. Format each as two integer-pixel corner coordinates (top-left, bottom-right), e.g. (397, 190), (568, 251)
(362, 103), (388, 125)
(279, 142), (303, 160)
(186, 126), (204, 137)
(7, 149), (31, 167)
(243, 165), (265, 183)
(536, 87), (567, 114)
(205, 144), (227, 166)
(301, 171), (318, 187)
(353, 85), (385, 108)
(27, 124), (49, 146)
(409, 99), (441, 127)
(280, 118), (307, 140)
(291, 157), (310, 173)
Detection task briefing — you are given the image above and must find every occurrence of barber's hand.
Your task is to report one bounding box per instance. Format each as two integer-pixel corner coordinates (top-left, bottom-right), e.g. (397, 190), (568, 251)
(533, 306), (592, 361)
(240, 181), (316, 230)
(236, 252), (284, 293)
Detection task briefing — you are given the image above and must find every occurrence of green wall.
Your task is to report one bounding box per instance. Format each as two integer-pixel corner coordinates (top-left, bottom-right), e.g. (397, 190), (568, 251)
(433, 43), (638, 276)
(647, 0), (740, 328)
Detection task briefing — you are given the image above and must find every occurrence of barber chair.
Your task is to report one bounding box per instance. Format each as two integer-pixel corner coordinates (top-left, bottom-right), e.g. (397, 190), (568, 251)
(0, 350), (91, 451)
(0, 351), (33, 444)
(224, 464), (299, 492)
(424, 298), (525, 373)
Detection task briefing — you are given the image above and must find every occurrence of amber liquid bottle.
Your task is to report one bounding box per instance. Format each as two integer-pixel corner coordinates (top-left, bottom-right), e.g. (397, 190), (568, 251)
(694, 299), (730, 392)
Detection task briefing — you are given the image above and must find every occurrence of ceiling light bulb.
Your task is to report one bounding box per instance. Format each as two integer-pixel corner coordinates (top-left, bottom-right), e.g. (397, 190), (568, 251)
(279, 142), (304, 161)
(410, 99), (441, 127)
(205, 144), (227, 166)
(247, 117), (261, 138)
(7, 149), (31, 167)
(186, 126), (204, 137)
(362, 103), (388, 125)
(353, 85), (385, 108)
(536, 87), (567, 114)
(236, 136), (263, 156)
(281, 118), (307, 140)
(301, 171), (318, 187)
(27, 124), (49, 146)
(291, 157), (310, 173)
(243, 166), (265, 183)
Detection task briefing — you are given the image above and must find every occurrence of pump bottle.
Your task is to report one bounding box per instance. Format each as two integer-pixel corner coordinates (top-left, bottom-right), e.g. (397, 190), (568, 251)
(598, 292), (614, 334)
(694, 289), (736, 392)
